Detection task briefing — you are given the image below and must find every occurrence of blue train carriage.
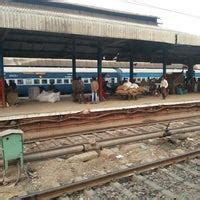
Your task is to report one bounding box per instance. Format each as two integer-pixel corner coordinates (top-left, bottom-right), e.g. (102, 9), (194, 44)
(120, 68), (161, 82)
(4, 67), (119, 97)
(4, 67), (71, 96)
(4, 66), (187, 97)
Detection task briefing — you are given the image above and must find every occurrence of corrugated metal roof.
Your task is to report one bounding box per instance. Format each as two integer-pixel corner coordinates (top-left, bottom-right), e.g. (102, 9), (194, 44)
(0, 2), (175, 44)
(12, 0), (159, 24)
(176, 33), (200, 46)
(1, 2), (200, 64)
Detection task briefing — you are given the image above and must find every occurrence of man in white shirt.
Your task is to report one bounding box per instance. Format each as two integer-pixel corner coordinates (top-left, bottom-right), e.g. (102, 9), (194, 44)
(160, 76), (168, 99)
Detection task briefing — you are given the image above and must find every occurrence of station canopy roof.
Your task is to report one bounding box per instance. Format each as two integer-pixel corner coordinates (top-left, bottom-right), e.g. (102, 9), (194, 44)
(0, 1), (200, 65)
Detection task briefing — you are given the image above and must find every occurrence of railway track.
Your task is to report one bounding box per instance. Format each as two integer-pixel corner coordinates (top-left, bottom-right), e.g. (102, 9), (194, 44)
(1, 102), (200, 139)
(24, 116), (200, 153)
(12, 149), (200, 200)
(1, 116), (200, 166)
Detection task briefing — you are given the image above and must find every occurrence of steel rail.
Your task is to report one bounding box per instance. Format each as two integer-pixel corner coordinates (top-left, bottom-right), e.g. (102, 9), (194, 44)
(1, 132), (164, 167)
(22, 120), (200, 156)
(24, 114), (200, 144)
(1, 124), (200, 167)
(12, 149), (200, 200)
(24, 121), (168, 144)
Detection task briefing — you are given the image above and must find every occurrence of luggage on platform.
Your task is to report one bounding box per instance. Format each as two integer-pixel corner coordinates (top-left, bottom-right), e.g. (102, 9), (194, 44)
(28, 87), (40, 100)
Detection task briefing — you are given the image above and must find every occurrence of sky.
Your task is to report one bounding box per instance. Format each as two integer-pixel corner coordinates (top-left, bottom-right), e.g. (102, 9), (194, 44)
(56, 0), (200, 35)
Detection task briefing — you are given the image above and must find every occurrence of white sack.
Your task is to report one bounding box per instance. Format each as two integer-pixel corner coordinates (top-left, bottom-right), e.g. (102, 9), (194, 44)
(37, 91), (60, 103)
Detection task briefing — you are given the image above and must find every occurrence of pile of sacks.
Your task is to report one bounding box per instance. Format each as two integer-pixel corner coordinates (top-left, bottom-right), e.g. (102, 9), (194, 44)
(37, 91), (60, 103)
(116, 82), (146, 97)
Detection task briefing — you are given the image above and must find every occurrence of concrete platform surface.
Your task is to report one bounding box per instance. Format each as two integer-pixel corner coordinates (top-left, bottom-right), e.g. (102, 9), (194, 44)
(1, 94), (200, 121)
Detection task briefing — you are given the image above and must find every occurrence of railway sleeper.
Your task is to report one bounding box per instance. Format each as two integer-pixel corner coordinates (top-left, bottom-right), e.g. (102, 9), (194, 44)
(175, 163), (200, 176)
(159, 168), (200, 190)
(132, 174), (178, 199)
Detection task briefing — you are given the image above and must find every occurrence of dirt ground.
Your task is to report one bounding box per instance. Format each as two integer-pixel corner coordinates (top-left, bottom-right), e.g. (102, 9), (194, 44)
(0, 133), (199, 200)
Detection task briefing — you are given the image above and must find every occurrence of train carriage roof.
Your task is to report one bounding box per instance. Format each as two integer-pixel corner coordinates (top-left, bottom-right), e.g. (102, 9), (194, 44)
(4, 67), (117, 73)
(4, 58), (184, 69)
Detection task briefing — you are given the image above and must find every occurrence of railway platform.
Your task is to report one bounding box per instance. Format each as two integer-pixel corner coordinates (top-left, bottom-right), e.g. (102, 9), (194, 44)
(1, 93), (200, 121)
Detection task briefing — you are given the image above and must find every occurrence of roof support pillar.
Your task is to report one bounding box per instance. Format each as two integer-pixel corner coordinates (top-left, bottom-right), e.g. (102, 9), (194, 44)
(129, 43), (134, 82)
(72, 39), (76, 80)
(186, 64), (195, 92)
(186, 58), (195, 83)
(162, 48), (167, 77)
(97, 44), (103, 101)
(130, 56), (134, 82)
(187, 64), (195, 80)
(0, 43), (5, 107)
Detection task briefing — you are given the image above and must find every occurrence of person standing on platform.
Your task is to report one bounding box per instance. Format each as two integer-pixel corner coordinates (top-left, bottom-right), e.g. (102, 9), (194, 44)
(48, 80), (56, 92)
(77, 76), (85, 103)
(10, 80), (17, 92)
(160, 76), (168, 99)
(91, 77), (99, 104)
(4, 80), (8, 90)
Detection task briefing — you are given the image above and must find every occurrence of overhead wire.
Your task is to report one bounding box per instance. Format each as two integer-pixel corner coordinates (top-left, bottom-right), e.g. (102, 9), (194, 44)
(118, 0), (200, 19)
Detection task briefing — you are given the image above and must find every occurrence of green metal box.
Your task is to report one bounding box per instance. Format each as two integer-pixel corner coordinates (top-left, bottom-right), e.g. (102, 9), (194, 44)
(0, 129), (24, 174)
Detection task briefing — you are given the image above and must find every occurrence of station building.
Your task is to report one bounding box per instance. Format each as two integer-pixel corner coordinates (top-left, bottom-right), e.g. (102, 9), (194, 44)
(1, 1), (200, 120)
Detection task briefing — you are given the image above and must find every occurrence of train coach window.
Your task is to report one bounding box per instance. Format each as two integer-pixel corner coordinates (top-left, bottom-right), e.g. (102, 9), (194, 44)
(111, 78), (117, 84)
(34, 79), (40, 85)
(49, 79), (55, 84)
(17, 79), (24, 85)
(26, 79), (32, 85)
(42, 79), (48, 84)
(5, 80), (9, 85)
(64, 79), (69, 84)
(56, 79), (62, 84)
(8, 80), (15, 85)
(83, 79), (89, 84)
